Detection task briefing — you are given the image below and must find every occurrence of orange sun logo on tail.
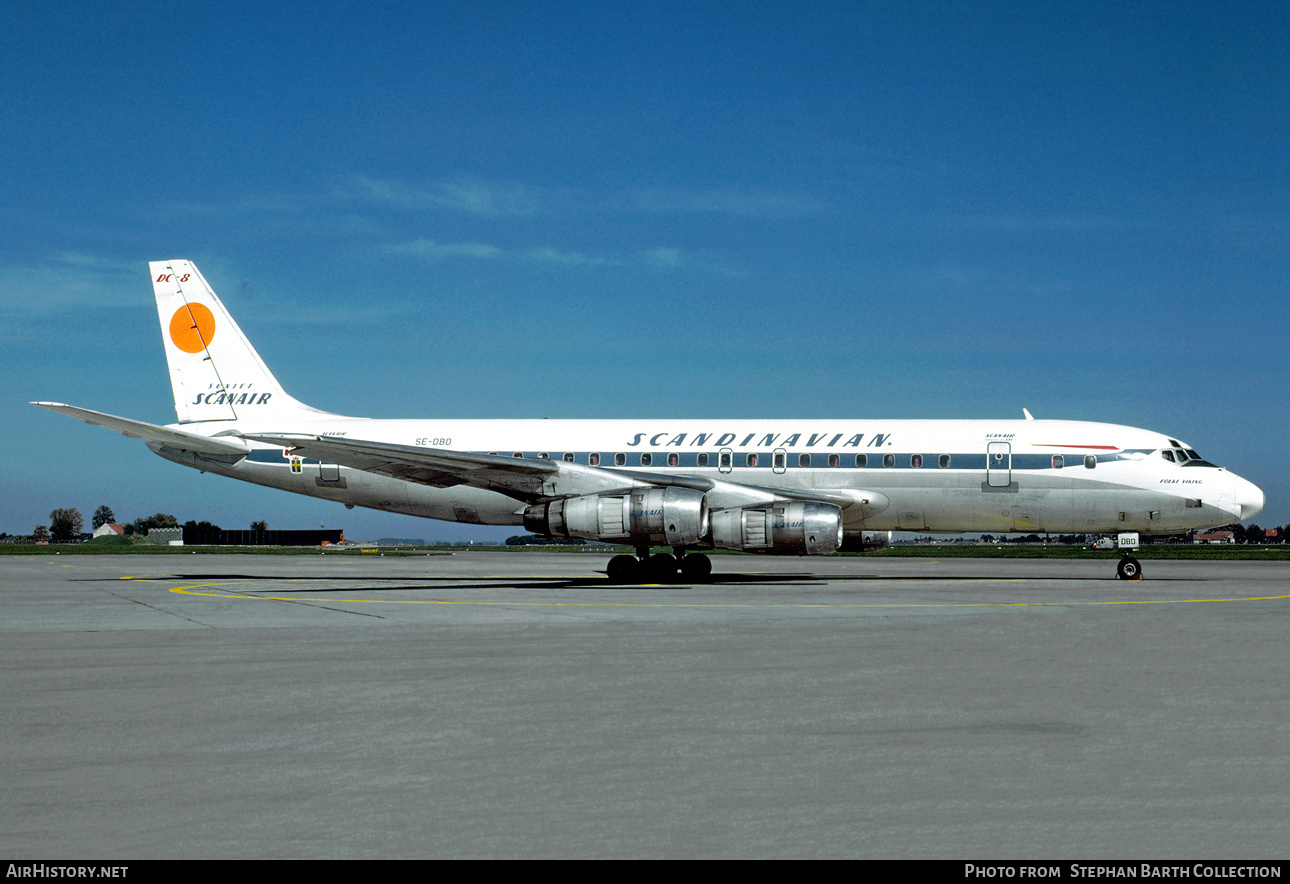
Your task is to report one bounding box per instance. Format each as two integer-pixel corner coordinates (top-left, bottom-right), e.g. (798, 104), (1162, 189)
(169, 304), (216, 353)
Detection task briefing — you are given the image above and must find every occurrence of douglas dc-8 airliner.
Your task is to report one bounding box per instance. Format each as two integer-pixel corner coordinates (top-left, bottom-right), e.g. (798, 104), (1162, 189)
(35, 260), (1264, 581)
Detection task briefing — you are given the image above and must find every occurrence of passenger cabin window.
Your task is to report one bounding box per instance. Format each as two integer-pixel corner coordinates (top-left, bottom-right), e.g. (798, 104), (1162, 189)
(667, 453), (679, 467)
(828, 454), (840, 468)
(538, 452), (549, 460)
(746, 453), (758, 468)
(698, 453), (710, 467)
(563, 452), (574, 462)
(588, 452), (600, 466)
(513, 452), (523, 458)
(614, 453), (626, 466)
(883, 454), (895, 468)
(799, 453), (811, 468)
(773, 452), (785, 470)
(1052, 455), (1064, 469)
(1085, 455), (1097, 469)
(939, 454), (951, 469)
(640, 452), (652, 467)
(855, 454), (867, 468)
(910, 455), (923, 468)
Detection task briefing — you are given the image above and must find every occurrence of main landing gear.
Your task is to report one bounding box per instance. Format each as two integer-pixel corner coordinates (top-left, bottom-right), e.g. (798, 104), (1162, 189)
(607, 547), (713, 584)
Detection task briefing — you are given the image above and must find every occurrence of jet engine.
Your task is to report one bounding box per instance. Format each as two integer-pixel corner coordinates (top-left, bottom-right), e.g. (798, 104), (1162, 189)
(524, 486), (709, 547)
(710, 501), (843, 555)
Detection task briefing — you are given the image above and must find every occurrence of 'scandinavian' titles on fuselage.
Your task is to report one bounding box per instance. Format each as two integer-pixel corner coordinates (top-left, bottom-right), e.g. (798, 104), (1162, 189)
(33, 260), (1264, 559)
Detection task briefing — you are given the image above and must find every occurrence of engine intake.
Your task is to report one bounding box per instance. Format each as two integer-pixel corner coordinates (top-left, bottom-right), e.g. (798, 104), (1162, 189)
(710, 501), (843, 555)
(524, 486), (709, 546)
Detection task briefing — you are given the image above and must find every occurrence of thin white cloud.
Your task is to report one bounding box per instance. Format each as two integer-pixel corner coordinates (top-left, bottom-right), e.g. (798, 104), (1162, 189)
(385, 239), (614, 268)
(386, 239), (507, 261)
(345, 175), (539, 217)
(521, 247), (610, 267)
(385, 239), (741, 274)
(643, 247), (685, 268)
(624, 188), (828, 218)
(345, 174), (824, 221)
(0, 254), (147, 315)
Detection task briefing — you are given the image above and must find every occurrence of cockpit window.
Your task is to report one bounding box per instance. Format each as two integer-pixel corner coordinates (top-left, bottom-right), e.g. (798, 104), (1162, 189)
(1161, 450), (1175, 463)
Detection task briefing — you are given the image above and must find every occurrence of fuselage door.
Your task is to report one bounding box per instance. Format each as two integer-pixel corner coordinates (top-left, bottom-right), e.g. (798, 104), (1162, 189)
(986, 441), (1012, 488)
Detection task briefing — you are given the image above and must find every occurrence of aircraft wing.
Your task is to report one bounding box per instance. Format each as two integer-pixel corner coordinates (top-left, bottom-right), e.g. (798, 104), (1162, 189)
(32, 403), (251, 456)
(245, 433), (561, 496)
(244, 433), (868, 510)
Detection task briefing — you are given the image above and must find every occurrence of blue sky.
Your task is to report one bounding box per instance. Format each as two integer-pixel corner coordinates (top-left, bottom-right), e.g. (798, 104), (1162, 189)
(3, 1), (1287, 540)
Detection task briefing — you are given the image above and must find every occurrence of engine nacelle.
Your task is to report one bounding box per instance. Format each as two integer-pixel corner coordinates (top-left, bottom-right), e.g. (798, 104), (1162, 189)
(710, 501), (843, 555)
(524, 486), (709, 546)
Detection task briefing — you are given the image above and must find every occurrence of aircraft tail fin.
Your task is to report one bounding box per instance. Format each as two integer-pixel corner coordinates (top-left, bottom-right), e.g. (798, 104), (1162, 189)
(151, 260), (326, 424)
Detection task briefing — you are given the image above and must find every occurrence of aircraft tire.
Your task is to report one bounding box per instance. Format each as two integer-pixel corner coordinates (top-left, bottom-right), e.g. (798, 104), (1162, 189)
(607, 555), (641, 584)
(645, 553), (678, 583)
(679, 554), (712, 583)
(1116, 557), (1143, 581)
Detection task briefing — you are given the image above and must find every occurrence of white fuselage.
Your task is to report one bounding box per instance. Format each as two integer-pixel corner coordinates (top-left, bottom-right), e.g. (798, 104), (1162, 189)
(152, 416), (1263, 537)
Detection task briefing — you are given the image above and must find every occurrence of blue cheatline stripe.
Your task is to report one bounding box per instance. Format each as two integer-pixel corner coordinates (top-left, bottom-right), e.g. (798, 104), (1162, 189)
(242, 447), (1163, 471)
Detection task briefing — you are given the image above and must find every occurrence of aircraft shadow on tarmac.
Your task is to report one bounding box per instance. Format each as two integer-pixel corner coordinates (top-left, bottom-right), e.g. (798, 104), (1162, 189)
(98, 569), (1199, 593)
(99, 572), (838, 590)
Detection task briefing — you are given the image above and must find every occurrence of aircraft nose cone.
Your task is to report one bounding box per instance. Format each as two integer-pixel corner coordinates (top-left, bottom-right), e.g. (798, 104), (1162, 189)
(1234, 475), (1265, 522)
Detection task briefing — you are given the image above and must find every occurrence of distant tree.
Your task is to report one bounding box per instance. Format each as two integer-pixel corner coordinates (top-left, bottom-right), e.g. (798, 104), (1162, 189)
(32, 525), (50, 542)
(91, 505), (116, 530)
(131, 513), (179, 535)
(505, 533), (585, 546)
(1244, 524), (1263, 544)
(49, 508), (84, 542)
(250, 520), (268, 532)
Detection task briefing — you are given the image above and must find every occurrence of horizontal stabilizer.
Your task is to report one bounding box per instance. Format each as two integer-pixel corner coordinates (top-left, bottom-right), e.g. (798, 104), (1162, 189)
(31, 402), (251, 455)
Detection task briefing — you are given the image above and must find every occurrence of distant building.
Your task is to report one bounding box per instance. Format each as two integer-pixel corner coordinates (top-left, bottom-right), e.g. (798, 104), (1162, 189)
(1193, 530), (1234, 544)
(93, 523), (125, 539)
(147, 527), (184, 545)
(181, 526), (344, 546)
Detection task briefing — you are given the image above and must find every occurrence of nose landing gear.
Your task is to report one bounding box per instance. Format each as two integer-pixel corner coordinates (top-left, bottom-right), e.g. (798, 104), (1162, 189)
(1112, 531), (1143, 580)
(1116, 555), (1143, 580)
